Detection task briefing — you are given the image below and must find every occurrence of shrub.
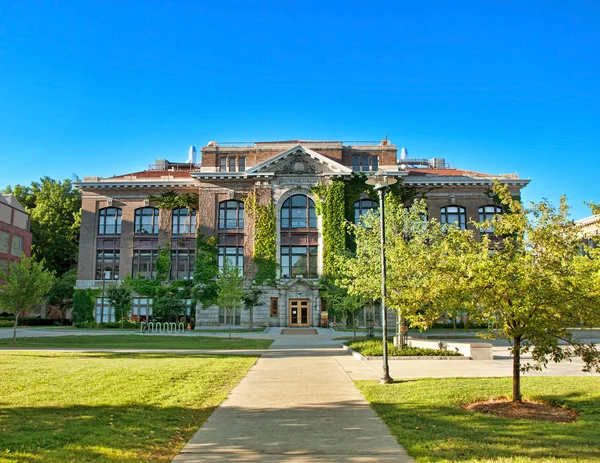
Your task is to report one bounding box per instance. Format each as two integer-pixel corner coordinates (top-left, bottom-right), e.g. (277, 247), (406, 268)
(346, 338), (463, 357)
(18, 318), (72, 327)
(101, 320), (140, 329)
(0, 320), (15, 327)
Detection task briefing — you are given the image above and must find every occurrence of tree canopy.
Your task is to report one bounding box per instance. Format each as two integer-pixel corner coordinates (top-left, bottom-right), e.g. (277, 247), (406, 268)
(337, 183), (600, 401)
(0, 256), (55, 343)
(3, 177), (81, 275)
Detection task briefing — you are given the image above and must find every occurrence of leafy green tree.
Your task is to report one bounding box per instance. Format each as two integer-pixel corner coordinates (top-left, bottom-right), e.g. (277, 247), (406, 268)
(47, 268), (77, 318)
(242, 284), (263, 331)
(0, 256), (55, 343)
(467, 183), (600, 402)
(319, 275), (366, 337)
(152, 291), (186, 323)
(106, 284), (133, 329)
(3, 178), (81, 275)
(216, 260), (244, 338)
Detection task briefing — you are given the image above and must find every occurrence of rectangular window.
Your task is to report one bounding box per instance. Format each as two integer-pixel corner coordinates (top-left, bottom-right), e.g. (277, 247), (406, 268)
(220, 157), (227, 172)
(352, 154), (377, 172)
(12, 211), (28, 231)
(218, 246), (244, 272)
(96, 250), (120, 280)
(0, 231), (8, 254)
(132, 250), (158, 280)
(10, 236), (23, 257)
(238, 157), (246, 172)
(352, 155), (360, 171)
(371, 156), (379, 171)
(95, 297), (115, 323)
(229, 157), (236, 172)
(270, 297), (279, 317)
(0, 203), (11, 224)
(170, 250), (195, 280)
(280, 246), (318, 279)
(219, 307), (240, 325)
(131, 297), (153, 321)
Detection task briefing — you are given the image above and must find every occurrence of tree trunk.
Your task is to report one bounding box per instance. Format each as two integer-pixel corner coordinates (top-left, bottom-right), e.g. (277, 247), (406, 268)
(249, 308), (253, 332)
(452, 315), (456, 330)
(229, 311), (232, 339)
(12, 313), (19, 344)
(512, 335), (522, 403)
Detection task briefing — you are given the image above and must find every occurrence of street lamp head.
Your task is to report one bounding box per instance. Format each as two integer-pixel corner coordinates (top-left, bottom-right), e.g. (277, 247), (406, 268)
(365, 169), (398, 190)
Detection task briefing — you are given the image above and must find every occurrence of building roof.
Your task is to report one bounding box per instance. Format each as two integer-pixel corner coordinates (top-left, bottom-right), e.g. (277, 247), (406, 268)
(1, 194), (27, 213)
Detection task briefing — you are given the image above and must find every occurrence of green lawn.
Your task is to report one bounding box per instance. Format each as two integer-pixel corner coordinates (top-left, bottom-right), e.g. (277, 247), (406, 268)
(0, 351), (258, 462)
(0, 334), (273, 350)
(357, 377), (600, 462)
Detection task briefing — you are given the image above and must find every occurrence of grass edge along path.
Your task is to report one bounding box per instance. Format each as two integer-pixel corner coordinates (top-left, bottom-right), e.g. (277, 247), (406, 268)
(0, 334), (273, 350)
(0, 351), (259, 463)
(357, 376), (600, 463)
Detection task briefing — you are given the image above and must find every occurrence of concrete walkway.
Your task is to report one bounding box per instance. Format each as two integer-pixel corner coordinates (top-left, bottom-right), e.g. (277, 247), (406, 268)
(173, 343), (412, 462)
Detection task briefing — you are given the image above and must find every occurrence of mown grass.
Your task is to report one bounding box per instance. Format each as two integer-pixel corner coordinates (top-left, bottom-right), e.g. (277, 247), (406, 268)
(0, 351), (258, 462)
(357, 377), (600, 462)
(346, 338), (463, 356)
(0, 334), (273, 350)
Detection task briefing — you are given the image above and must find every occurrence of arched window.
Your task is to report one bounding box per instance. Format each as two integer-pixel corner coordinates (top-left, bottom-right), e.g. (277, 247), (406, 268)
(354, 199), (378, 225)
(218, 201), (244, 230)
(172, 207), (196, 235)
(134, 207), (159, 235)
(98, 207), (122, 235)
(281, 194), (317, 229)
(440, 206), (467, 231)
(479, 205), (503, 233)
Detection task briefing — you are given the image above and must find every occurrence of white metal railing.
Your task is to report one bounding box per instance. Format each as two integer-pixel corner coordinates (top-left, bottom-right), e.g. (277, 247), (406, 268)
(141, 322), (185, 334)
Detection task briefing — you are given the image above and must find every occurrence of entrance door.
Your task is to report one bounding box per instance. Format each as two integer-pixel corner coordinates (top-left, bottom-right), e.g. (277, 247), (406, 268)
(289, 299), (310, 327)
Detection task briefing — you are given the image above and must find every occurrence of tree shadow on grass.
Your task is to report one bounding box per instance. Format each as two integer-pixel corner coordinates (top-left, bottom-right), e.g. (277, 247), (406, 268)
(361, 379), (600, 462)
(0, 404), (217, 463)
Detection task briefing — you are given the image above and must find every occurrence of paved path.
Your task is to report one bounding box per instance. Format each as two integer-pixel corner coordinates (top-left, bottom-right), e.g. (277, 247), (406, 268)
(173, 343), (412, 462)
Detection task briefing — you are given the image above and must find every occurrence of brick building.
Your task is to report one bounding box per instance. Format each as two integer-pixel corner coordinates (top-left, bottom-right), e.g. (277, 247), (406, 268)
(74, 140), (529, 327)
(0, 194), (32, 275)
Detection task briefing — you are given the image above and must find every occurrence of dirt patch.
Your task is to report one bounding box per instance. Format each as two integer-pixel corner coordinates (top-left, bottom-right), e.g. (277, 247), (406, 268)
(465, 399), (578, 423)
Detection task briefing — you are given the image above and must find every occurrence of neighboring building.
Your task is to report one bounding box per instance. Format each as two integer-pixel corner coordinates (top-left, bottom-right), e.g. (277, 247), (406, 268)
(74, 139), (529, 327)
(0, 194), (32, 276)
(576, 214), (600, 248)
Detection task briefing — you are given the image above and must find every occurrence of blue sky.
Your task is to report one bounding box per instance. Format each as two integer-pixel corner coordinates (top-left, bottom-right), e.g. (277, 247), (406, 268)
(1, 1), (598, 219)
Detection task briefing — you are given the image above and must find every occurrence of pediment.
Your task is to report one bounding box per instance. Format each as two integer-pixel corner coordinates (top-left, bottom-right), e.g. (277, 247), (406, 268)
(246, 144), (352, 177)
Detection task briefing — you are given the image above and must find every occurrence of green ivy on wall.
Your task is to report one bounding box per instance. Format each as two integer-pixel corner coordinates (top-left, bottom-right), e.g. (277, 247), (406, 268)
(244, 192), (277, 285)
(312, 180), (346, 276)
(123, 278), (160, 297)
(72, 288), (101, 324)
(147, 190), (199, 210)
(193, 232), (219, 307)
(155, 243), (172, 282)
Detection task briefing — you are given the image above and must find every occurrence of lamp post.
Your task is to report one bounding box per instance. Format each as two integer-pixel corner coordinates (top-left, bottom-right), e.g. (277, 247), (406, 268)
(366, 169), (397, 384)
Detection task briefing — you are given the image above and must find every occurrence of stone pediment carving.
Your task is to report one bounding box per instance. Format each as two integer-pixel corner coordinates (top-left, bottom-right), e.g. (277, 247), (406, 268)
(278, 277), (319, 290)
(246, 144), (353, 177)
(276, 154), (320, 175)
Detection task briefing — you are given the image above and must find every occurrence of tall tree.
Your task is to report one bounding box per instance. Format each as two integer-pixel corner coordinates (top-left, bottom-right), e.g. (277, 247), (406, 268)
(47, 268), (77, 318)
(0, 256), (55, 343)
(216, 260), (244, 338)
(3, 178), (81, 275)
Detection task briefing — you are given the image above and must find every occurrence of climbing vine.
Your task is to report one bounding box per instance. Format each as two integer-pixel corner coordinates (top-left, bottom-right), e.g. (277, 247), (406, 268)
(244, 192), (277, 284)
(193, 232), (219, 307)
(312, 180), (346, 276)
(156, 243), (172, 282)
(147, 190), (199, 210)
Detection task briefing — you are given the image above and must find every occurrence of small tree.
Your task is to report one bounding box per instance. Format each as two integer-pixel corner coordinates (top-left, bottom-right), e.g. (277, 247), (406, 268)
(216, 260), (244, 338)
(0, 256), (55, 343)
(46, 268), (77, 319)
(106, 284), (132, 329)
(320, 276), (365, 337)
(242, 284), (263, 331)
(468, 184), (600, 402)
(152, 291), (185, 323)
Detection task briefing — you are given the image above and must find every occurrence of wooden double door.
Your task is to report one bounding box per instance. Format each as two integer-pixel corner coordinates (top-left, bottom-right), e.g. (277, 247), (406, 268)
(289, 299), (310, 327)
